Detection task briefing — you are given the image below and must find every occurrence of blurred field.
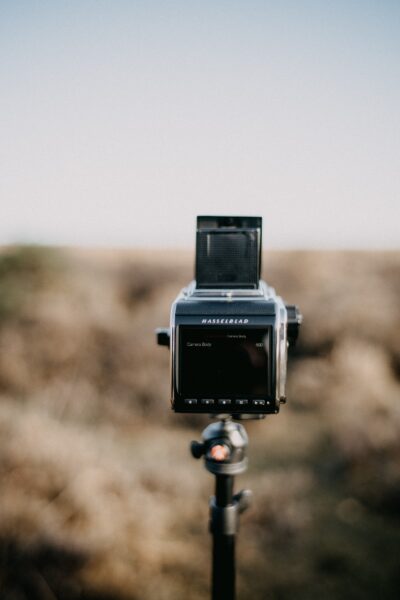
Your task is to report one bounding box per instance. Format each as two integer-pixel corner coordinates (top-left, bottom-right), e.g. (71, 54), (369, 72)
(0, 246), (399, 600)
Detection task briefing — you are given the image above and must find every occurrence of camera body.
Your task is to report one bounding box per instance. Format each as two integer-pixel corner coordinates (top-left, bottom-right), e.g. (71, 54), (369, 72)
(158, 216), (301, 416)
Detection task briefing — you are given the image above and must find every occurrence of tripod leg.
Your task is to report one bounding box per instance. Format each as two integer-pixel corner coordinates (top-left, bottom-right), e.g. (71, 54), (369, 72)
(211, 475), (236, 600)
(212, 532), (235, 600)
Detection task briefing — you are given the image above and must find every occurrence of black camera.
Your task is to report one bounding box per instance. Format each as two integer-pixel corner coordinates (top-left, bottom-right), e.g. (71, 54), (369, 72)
(157, 216), (302, 416)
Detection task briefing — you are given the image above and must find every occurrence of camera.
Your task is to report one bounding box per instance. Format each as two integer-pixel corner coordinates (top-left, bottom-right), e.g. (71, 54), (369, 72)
(157, 216), (302, 416)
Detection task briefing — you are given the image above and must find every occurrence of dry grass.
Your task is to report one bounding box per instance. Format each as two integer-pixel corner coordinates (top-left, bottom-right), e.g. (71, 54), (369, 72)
(0, 246), (399, 599)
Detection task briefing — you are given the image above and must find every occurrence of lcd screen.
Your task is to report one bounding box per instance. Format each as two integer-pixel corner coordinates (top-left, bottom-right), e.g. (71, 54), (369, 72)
(179, 327), (271, 397)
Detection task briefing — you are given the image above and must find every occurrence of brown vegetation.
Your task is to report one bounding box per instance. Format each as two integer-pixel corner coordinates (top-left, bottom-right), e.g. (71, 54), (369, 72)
(0, 246), (399, 599)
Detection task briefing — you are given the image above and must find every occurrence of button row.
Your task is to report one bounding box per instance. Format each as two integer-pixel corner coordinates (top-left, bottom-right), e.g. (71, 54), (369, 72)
(184, 399), (271, 407)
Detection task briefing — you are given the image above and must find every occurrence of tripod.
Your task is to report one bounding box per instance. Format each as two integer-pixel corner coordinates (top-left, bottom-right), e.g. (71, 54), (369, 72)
(191, 417), (252, 600)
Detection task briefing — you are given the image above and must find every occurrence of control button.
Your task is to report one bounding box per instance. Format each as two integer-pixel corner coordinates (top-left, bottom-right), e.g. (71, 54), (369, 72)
(236, 399), (249, 405)
(218, 399), (232, 406)
(185, 399), (198, 405)
(201, 399), (215, 405)
(253, 399), (266, 406)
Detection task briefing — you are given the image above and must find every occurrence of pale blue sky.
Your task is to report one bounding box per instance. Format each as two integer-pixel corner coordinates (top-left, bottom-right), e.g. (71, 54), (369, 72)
(1, 1), (399, 248)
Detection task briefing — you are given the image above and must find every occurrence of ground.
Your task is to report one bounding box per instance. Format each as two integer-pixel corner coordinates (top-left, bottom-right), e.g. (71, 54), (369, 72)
(0, 246), (399, 599)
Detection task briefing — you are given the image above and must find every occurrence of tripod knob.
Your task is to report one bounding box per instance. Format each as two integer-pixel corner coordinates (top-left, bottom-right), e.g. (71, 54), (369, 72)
(209, 444), (230, 462)
(190, 440), (205, 459)
(235, 489), (253, 514)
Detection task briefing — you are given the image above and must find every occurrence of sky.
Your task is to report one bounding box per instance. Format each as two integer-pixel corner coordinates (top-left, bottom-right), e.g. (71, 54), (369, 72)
(1, 1), (399, 249)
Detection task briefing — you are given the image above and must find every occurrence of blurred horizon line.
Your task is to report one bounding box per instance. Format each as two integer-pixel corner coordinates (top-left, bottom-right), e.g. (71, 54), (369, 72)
(0, 242), (399, 253)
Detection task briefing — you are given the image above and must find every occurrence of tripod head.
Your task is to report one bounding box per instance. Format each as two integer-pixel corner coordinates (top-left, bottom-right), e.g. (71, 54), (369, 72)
(191, 417), (249, 475)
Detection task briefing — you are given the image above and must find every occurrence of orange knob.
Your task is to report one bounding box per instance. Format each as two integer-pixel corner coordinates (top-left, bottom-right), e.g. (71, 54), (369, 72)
(210, 444), (230, 462)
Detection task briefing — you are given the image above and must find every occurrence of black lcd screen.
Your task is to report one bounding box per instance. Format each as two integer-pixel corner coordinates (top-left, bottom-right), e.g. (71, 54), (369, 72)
(179, 327), (271, 397)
